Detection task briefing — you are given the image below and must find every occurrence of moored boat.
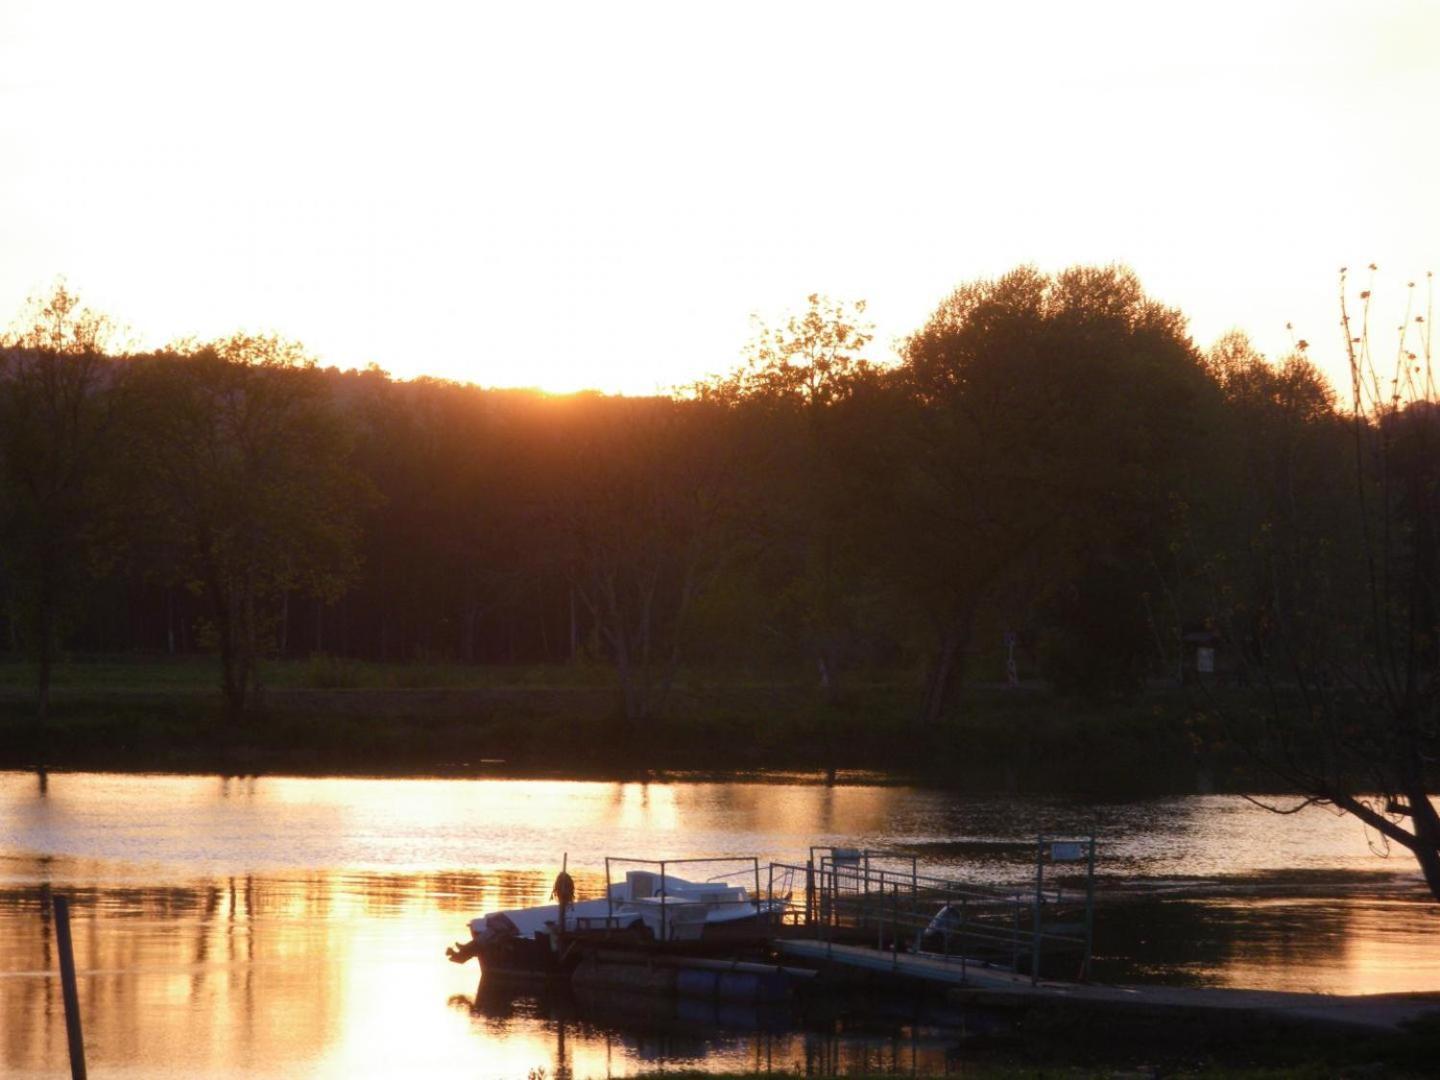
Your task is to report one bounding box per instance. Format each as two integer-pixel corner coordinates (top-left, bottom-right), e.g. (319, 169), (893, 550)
(447, 860), (791, 980)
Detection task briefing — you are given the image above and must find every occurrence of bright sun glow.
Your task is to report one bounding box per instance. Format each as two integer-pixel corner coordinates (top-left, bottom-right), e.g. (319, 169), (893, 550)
(2, 0), (1437, 395)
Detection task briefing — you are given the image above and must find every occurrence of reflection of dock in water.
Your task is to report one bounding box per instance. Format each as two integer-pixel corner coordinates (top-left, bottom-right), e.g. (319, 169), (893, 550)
(454, 975), (1000, 1078)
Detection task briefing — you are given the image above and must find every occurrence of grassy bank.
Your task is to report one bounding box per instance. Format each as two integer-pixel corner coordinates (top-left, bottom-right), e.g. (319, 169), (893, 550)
(0, 655), (1261, 791)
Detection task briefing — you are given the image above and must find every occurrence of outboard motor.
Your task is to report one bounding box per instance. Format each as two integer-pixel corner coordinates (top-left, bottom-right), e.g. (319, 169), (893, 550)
(447, 911), (521, 965)
(477, 912), (521, 945)
(920, 903), (963, 954)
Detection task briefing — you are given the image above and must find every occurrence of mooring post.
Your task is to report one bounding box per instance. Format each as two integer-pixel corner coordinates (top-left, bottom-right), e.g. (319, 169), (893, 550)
(52, 894), (87, 1080)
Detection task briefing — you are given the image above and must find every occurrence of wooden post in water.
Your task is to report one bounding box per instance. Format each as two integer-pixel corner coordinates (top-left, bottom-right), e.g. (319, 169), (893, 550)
(52, 894), (87, 1080)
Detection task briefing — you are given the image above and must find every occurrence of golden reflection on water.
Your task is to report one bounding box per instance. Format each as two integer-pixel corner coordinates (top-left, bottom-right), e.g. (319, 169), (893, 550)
(1188, 896), (1440, 996)
(3, 772), (1440, 1077)
(1, 861), (536, 1078)
(2, 861), (973, 1079)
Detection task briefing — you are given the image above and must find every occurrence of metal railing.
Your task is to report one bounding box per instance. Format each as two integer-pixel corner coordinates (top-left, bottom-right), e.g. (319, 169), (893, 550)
(779, 839), (1096, 984)
(602, 856), (785, 943)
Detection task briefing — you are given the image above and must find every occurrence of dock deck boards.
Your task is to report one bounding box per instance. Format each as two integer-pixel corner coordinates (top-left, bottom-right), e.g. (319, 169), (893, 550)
(776, 939), (1440, 1032)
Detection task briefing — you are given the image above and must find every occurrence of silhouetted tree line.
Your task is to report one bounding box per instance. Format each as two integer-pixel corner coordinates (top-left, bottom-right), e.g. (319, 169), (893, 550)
(0, 271), (1424, 732)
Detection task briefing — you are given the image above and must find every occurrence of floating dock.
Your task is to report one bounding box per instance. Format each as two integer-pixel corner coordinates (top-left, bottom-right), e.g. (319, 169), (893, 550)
(777, 939), (1440, 1033)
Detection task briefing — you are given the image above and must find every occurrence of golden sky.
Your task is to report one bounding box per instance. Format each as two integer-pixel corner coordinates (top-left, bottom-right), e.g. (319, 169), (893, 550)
(2, 1), (1436, 394)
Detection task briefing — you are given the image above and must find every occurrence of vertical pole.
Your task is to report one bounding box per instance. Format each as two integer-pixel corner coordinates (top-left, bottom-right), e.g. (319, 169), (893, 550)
(767, 862), (775, 928)
(891, 884), (899, 970)
(875, 870), (885, 944)
(830, 859), (837, 931)
(824, 861), (832, 959)
(558, 852), (569, 933)
(1032, 836), (1044, 985)
(754, 858), (762, 922)
(605, 857), (613, 930)
(1083, 834), (1096, 982)
(805, 857), (814, 928)
(1011, 896), (1020, 973)
(52, 895), (87, 1080)
(960, 898), (967, 983)
(659, 860), (667, 943)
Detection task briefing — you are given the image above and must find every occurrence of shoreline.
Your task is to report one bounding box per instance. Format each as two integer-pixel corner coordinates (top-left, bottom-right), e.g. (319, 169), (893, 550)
(0, 659), (1328, 793)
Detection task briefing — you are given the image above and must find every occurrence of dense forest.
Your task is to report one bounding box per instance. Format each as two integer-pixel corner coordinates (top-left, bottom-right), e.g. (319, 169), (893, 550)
(8, 265), (1440, 890)
(0, 268), (1431, 738)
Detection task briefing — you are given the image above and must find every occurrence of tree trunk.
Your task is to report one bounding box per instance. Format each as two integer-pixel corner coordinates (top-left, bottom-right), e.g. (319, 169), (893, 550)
(816, 647), (840, 705)
(569, 586), (578, 662)
(917, 607), (974, 727)
(461, 601), (477, 664)
(1407, 788), (1440, 903)
(35, 613), (52, 728)
(33, 566), (56, 727)
(609, 619), (642, 724)
(209, 573), (246, 717)
(242, 571), (261, 711)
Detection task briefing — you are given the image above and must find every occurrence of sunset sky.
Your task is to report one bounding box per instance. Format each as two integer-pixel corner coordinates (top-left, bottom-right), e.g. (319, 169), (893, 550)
(2, 0), (1436, 395)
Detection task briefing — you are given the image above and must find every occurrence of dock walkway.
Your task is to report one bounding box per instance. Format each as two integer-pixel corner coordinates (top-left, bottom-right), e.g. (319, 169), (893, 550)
(776, 939), (1440, 1033)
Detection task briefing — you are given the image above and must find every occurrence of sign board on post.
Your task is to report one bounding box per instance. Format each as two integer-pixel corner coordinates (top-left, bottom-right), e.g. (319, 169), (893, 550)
(1050, 841), (1085, 862)
(1196, 646), (1215, 674)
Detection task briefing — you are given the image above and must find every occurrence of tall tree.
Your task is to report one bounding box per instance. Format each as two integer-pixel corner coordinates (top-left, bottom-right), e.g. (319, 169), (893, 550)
(1214, 271), (1440, 899)
(0, 284), (125, 724)
(551, 395), (735, 725)
(699, 294), (876, 698)
(128, 335), (366, 714)
(899, 265), (1216, 722)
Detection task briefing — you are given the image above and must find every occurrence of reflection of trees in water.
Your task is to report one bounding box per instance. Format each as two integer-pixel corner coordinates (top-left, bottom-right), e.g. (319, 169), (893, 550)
(2, 873), (324, 1071)
(217, 773), (260, 799)
(1092, 891), (1439, 993)
(1, 869), (354, 1072)
(0, 859), (644, 1073)
(596, 779), (918, 860)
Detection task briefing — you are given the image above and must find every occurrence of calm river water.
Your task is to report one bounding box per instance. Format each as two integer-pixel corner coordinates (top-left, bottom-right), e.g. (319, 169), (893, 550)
(2, 771), (1437, 1078)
